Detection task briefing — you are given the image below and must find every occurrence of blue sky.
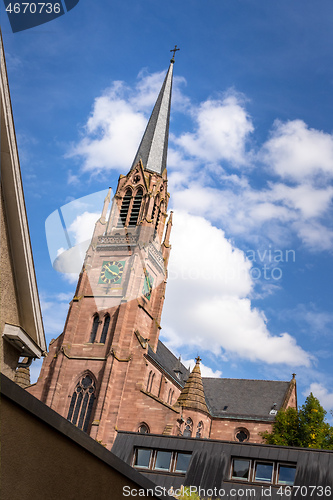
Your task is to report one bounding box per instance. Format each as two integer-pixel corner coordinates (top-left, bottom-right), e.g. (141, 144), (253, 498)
(1, 0), (333, 416)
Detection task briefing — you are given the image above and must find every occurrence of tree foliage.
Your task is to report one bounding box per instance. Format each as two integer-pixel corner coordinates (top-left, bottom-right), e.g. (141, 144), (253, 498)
(262, 393), (333, 450)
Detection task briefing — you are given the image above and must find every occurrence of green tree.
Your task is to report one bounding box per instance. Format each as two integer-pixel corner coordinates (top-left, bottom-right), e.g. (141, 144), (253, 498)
(299, 393), (329, 448)
(261, 407), (299, 446)
(261, 393), (333, 450)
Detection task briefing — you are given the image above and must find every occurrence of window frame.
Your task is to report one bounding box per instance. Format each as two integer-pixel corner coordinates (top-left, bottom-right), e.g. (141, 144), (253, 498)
(277, 463), (297, 486)
(133, 448), (152, 470)
(253, 460), (274, 484)
(133, 448), (192, 475)
(230, 458), (251, 482)
(230, 457), (297, 486)
(174, 452), (193, 474)
(152, 450), (173, 472)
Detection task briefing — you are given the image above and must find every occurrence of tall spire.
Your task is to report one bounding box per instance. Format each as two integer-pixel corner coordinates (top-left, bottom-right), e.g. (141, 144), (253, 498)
(131, 58), (175, 175)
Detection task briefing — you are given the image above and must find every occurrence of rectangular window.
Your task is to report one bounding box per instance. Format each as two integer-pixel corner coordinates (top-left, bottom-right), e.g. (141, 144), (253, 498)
(133, 448), (192, 474)
(154, 451), (172, 471)
(134, 448), (151, 469)
(278, 464), (296, 485)
(175, 453), (192, 473)
(254, 462), (274, 483)
(231, 459), (251, 480)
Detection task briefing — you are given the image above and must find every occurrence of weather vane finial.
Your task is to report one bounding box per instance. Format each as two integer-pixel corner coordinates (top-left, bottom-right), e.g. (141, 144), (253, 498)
(170, 45), (180, 63)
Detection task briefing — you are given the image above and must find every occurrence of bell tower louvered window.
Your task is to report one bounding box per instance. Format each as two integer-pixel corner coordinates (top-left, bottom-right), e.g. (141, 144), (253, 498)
(154, 207), (161, 237)
(151, 199), (158, 220)
(117, 189), (132, 227)
(100, 314), (110, 344)
(129, 188), (143, 226)
(67, 375), (96, 432)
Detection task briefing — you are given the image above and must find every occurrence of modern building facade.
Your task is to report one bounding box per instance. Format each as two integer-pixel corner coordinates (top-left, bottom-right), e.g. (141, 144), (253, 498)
(112, 431), (333, 498)
(0, 31), (46, 384)
(29, 55), (297, 450)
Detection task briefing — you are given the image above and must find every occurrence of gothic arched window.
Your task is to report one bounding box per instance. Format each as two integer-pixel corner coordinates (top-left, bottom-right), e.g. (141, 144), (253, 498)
(138, 423), (150, 434)
(167, 388), (174, 405)
(67, 375), (96, 432)
(146, 371), (155, 393)
(129, 188), (143, 226)
(117, 189), (132, 227)
(183, 417), (193, 437)
(89, 315), (99, 343)
(196, 421), (204, 438)
(146, 371), (153, 392)
(100, 314), (110, 344)
(149, 373), (155, 393)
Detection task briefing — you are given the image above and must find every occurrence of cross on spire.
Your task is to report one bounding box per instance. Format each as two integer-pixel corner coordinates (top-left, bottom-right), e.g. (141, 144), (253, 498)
(170, 45), (180, 63)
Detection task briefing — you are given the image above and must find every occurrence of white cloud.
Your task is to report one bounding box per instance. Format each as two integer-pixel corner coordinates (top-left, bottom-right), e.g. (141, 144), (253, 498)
(269, 183), (333, 219)
(54, 211), (100, 278)
(30, 358), (43, 385)
(68, 211), (100, 245)
(182, 358), (222, 378)
(261, 119), (333, 181)
(293, 220), (333, 252)
(67, 70), (333, 253)
(175, 93), (254, 165)
(69, 85), (147, 172)
(68, 70), (189, 173)
(40, 294), (71, 337)
(162, 211), (312, 367)
(133, 70), (190, 112)
(304, 383), (333, 412)
(171, 172), (333, 251)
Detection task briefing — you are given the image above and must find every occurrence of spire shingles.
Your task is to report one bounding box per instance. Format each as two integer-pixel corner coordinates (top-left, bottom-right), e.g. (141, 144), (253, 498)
(174, 356), (209, 414)
(131, 62), (174, 175)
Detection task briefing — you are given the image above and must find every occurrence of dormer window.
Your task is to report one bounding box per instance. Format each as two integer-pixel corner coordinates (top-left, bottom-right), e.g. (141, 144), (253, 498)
(269, 403), (278, 416)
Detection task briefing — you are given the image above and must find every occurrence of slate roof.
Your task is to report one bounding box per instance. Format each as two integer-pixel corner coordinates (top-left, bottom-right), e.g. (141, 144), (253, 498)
(147, 340), (190, 386)
(147, 342), (291, 420)
(202, 378), (291, 420)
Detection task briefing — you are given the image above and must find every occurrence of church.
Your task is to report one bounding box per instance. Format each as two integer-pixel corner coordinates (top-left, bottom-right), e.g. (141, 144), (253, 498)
(28, 52), (297, 451)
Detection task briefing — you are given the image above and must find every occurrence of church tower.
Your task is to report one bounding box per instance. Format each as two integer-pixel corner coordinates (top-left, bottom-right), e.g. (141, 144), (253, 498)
(29, 54), (180, 448)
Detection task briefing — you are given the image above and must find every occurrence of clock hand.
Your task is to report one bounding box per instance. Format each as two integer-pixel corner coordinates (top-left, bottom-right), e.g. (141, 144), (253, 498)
(105, 265), (118, 276)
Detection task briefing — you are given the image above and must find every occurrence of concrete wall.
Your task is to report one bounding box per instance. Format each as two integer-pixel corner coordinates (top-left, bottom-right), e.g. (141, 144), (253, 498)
(1, 374), (172, 500)
(0, 190), (21, 380)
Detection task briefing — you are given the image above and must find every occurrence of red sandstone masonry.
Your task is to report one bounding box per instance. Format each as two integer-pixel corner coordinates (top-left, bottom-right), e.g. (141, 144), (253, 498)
(27, 158), (296, 450)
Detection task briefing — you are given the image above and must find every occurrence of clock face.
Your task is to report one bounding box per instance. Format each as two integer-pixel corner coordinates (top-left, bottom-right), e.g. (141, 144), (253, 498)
(98, 261), (125, 285)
